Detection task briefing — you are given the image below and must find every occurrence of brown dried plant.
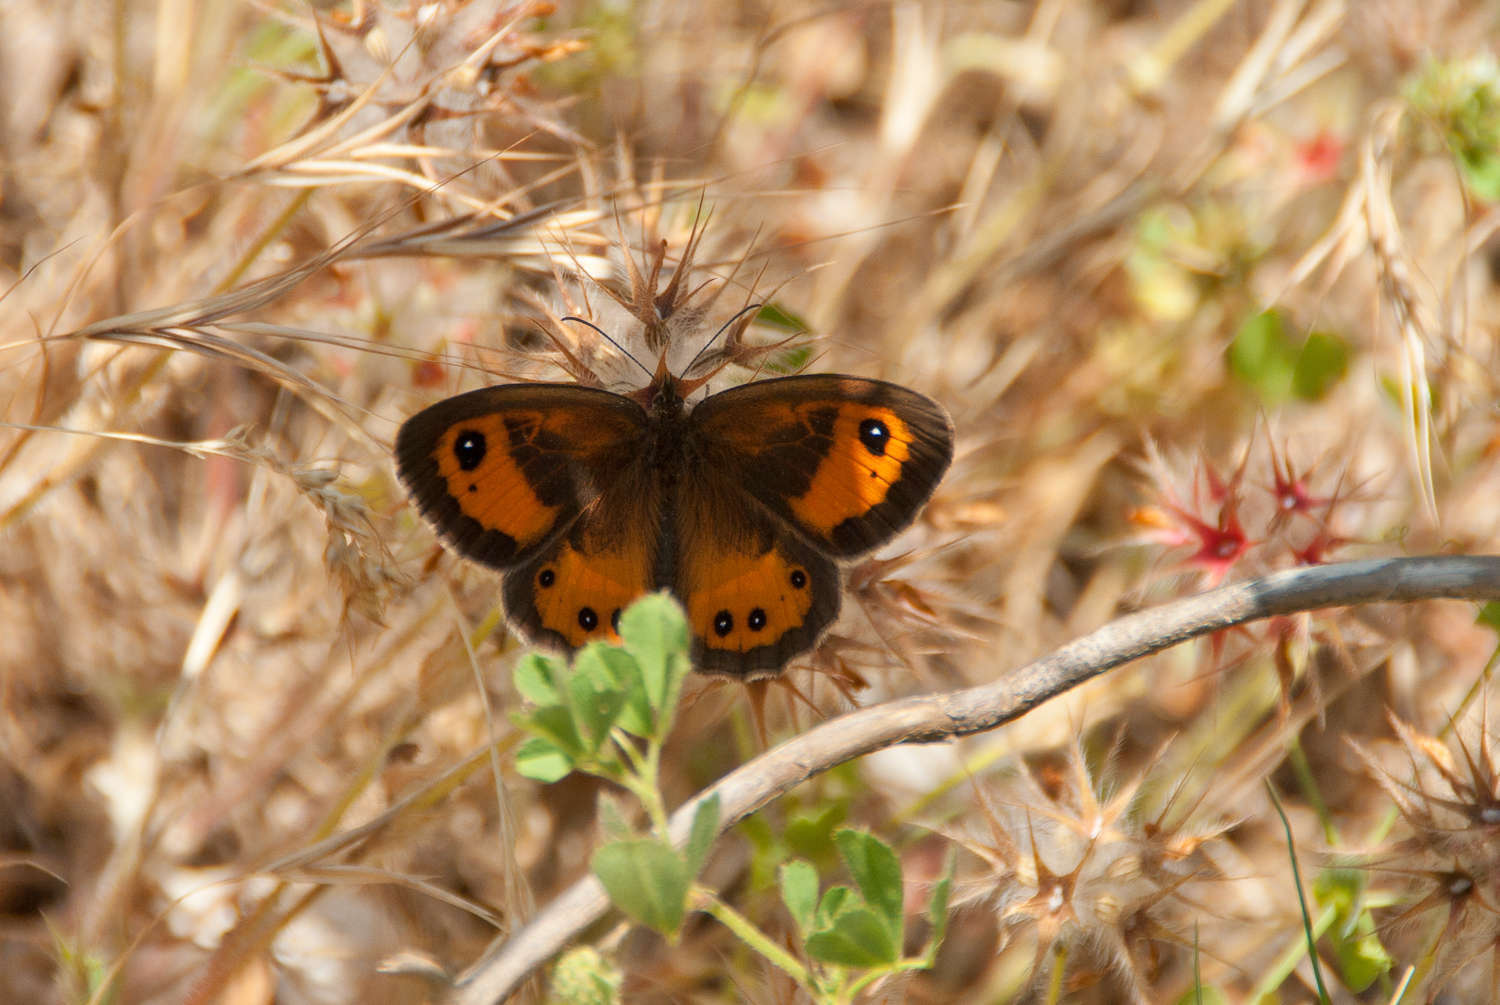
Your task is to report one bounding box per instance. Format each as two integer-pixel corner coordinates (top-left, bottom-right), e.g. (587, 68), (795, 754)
(4, 2), (1500, 1004)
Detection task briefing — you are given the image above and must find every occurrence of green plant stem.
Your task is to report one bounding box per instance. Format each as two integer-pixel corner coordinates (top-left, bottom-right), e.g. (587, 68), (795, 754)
(638, 743), (669, 836)
(1286, 739), (1339, 845)
(694, 888), (812, 989)
(1266, 781), (1331, 1003)
(610, 730), (670, 837)
(1249, 902), (1335, 1000)
(611, 727), (650, 779)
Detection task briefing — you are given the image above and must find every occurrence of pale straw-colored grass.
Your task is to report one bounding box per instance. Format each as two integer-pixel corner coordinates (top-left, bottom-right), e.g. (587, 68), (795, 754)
(4, 1), (1500, 1002)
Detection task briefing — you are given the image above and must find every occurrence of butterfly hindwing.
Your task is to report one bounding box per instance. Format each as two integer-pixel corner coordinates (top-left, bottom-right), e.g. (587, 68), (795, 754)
(501, 485), (660, 651)
(690, 375), (954, 557)
(395, 384), (647, 569)
(671, 474), (841, 676)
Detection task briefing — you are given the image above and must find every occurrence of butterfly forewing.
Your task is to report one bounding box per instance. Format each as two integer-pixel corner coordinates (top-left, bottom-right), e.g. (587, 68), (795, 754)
(689, 376), (954, 557)
(395, 385), (647, 569)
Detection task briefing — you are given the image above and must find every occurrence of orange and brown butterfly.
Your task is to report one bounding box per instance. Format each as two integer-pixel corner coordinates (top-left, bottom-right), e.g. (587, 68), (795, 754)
(394, 316), (953, 679)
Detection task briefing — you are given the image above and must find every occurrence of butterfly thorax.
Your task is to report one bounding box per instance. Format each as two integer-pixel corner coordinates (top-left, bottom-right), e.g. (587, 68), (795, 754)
(644, 375), (689, 426)
(640, 375), (695, 488)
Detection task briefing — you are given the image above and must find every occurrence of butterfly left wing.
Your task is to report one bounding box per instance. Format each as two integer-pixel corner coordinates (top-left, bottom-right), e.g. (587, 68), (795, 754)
(501, 472), (662, 652)
(395, 384), (648, 570)
(689, 375), (954, 557)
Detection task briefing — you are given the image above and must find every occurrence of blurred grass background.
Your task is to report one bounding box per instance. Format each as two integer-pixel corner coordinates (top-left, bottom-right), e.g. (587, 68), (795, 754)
(4, 0), (1500, 1001)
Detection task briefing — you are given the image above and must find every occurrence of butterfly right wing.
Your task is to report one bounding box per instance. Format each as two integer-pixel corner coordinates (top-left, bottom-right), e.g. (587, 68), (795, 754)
(395, 384), (648, 570)
(689, 375), (954, 558)
(670, 470), (842, 677)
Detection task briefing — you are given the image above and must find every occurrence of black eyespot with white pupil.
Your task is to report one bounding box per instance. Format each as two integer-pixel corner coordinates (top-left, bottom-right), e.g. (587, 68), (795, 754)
(713, 607), (771, 638)
(578, 607), (598, 631)
(858, 417), (889, 457)
(454, 430), (487, 471)
(538, 569), (556, 588)
(790, 568), (808, 589)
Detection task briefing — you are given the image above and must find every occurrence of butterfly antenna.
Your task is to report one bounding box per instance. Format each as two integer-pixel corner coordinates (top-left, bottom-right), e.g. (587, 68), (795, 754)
(559, 316), (653, 378)
(683, 302), (763, 377)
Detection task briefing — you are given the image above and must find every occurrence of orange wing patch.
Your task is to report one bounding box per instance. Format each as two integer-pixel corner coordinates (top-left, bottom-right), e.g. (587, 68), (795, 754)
(681, 544), (816, 654)
(672, 478), (842, 676)
(690, 375), (953, 558)
(788, 405), (913, 536)
(396, 384), (648, 570)
(502, 489), (659, 652)
(435, 414), (557, 547)
(528, 537), (648, 648)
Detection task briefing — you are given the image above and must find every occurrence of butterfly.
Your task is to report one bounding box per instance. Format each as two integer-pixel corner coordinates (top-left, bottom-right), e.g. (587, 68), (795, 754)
(395, 352), (953, 678)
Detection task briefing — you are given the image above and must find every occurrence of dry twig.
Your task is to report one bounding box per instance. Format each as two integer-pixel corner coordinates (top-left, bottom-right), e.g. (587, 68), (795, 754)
(450, 555), (1500, 1004)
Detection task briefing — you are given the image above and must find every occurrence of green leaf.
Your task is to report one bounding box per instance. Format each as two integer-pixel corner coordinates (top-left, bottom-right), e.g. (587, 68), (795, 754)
(805, 905), (900, 968)
(1331, 912), (1392, 993)
(1227, 309), (1297, 403)
(591, 838), (691, 935)
(814, 884), (853, 928)
(1291, 330), (1350, 401)
(569, 645), (627, 750)
(591, 645), (652, 738)
(522, 704), (585, 760)
(1404, 57), (1500, 201)
(515, 736), (574, 782)
(785, 803), (846, 861)
(779, 860), (819, 934)
(575, 639), (633, 687)
(764, 344), (813, 375)
(1315, 868), (1391, 992)
(737, 813), (786, 894)
(925, 852), (955, 955)
(596, 790), (635, 842)
(513, 651), (564, 707)
(1312, 866), (1361, 911)
(683, 794), (721, 879)
(834, 829), (904, 936)
(756, 302), (809, 332)
(618, 594), (690, 732)
(1459, 145), (1500, 202)
(1476, 601), (1500, 632)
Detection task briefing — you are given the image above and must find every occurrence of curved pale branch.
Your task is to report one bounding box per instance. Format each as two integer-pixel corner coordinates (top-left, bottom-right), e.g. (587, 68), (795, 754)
(449, 555), (1500, 1004)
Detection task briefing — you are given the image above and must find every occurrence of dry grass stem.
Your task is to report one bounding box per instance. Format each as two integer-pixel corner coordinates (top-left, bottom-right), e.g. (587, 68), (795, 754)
(6, 2), (1500, 1002)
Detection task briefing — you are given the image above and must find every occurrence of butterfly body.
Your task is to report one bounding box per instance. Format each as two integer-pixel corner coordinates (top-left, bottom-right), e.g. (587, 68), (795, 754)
(396, 369), (953, 678)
